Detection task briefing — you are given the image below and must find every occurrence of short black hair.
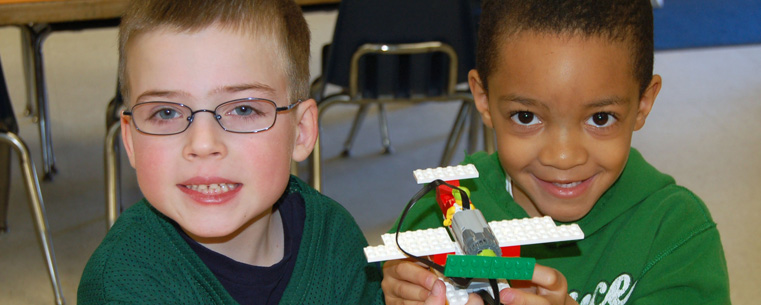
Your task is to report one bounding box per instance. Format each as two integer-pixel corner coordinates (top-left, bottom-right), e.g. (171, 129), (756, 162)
(476, 0), (654, 95)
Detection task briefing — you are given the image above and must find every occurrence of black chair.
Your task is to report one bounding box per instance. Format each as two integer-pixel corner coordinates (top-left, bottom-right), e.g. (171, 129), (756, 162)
(309, 0), (494, 191)
(0, 57), (65, 305)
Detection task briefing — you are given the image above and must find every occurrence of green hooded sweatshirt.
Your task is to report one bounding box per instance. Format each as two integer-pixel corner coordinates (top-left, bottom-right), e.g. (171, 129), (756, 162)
(78, 176), (383, 304)
(395, 148), (730, 305)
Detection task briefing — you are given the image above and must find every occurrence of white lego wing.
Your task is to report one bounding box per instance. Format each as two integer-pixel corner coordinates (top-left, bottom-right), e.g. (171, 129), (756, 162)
(489, 216), (584, 247)
(364, 216), (584, 263)
(364, 227), (457, 263)
(413, 164), (479, 184)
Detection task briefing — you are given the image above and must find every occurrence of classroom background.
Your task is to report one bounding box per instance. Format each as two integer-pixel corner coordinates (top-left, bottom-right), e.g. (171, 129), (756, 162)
(1, 1), (760, 304)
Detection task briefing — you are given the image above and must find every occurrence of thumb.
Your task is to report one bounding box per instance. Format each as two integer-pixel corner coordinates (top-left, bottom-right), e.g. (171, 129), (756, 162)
(423, 279), (448, 305)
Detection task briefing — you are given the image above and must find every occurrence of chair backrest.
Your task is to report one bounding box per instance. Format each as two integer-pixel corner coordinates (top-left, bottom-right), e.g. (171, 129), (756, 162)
(0, 58), (18, 134)
(320, 0), (477, 99)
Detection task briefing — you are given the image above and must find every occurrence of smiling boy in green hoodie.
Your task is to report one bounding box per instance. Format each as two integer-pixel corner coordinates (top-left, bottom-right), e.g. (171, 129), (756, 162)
(381, 0), (730, 304)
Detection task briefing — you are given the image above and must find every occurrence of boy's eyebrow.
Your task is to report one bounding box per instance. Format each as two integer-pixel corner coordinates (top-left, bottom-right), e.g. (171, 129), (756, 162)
(497, 94), (629, 109)
(585, 96), (629, 108)
(497, 94), (550, 110)
(135, 90), (190, 102)
(210, 82), (277, 96)
(134, 83), (278, 103)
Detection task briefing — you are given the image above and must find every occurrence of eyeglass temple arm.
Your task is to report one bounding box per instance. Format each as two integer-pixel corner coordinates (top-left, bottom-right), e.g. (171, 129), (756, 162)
(275, 99), (304, 112)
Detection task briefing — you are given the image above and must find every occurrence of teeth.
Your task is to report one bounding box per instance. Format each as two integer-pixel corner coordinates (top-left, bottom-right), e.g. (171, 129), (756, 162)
(553, 181), (582, 188)
(185, 183), (238, 194)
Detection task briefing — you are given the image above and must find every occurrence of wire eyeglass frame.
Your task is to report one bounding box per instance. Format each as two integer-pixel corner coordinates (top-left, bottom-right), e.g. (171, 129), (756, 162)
(123, 97), (303, 135)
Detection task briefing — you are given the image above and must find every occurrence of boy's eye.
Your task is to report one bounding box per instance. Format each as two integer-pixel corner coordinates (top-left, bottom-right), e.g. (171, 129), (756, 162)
(153, 108), (182, 120)
(587, 112), (617, 127)
(220, 102), (275, 119)
(232, 105), (255, 116)
(510, 111), (541, 126)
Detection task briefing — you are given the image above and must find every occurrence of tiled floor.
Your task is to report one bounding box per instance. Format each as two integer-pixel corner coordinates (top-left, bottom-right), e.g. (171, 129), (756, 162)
(1, 10), (759, 304)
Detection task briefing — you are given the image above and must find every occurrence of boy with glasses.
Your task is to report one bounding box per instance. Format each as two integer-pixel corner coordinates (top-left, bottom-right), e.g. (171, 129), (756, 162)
(78, 0), (383, 304)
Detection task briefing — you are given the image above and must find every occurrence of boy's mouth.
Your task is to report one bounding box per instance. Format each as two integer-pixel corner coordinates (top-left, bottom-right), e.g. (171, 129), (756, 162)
(552, 181), (583, 188)
(534, 174), (596, 199)
(183, 183), (239, 195)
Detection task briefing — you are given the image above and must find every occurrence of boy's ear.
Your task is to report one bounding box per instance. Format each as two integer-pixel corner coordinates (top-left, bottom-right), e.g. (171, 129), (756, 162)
(468, 69), (494, 129)
(291, 98), (318, 162)
(120, 112), (137, 168)
(634, 74), (662, 131)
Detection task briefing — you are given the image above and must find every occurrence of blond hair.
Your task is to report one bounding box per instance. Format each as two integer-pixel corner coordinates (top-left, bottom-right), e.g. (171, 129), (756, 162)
(118, 0), (310, 103)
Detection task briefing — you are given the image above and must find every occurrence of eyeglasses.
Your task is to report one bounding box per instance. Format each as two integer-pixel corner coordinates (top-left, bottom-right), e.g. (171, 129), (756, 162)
(123, 98), (302, 135)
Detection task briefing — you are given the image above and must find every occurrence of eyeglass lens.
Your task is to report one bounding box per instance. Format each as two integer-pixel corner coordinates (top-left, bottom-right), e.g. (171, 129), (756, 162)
(131, 99), (278, 135)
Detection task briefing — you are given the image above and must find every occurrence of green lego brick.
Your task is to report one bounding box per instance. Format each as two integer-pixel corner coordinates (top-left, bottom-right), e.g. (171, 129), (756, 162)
(443, 256), (536, 280)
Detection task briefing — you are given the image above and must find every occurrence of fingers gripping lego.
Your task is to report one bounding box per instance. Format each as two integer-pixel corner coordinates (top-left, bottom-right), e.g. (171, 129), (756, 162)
(367, 165), (584, 305)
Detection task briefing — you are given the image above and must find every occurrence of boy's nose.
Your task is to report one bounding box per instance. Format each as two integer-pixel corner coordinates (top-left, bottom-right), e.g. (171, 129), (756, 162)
(538, 129), (588, 170)
(182, 113), (227, 160)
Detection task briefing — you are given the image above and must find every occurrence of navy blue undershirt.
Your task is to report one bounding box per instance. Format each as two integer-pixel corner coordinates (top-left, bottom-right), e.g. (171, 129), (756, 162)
(175, 192), (306, 305)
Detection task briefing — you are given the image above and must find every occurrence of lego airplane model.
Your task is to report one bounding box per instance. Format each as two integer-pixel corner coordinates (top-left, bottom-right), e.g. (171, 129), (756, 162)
(363, 164), (585, 305)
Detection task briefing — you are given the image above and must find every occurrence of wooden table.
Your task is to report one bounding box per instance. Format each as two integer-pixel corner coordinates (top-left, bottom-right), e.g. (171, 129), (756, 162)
(0, 0), (340, 25)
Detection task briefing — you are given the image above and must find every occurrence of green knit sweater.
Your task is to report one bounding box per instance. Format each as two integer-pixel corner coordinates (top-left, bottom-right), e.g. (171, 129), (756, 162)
(395, 148), (730, 305)
(78, 176), (383, 304)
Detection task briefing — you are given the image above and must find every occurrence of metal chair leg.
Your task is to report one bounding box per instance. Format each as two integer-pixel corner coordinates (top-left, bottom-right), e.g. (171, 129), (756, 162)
(341, 103), (370, 157)
(377, 103), (393, 154)
(440, 101), (470, 166)
(311, 94), (351, 192)
(0, 142), (10, 232)
(105, 122), (121, 230)
(22, 24), (57, 180)
(19, 27), (37, 122)
(0, 132), (65, 305)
